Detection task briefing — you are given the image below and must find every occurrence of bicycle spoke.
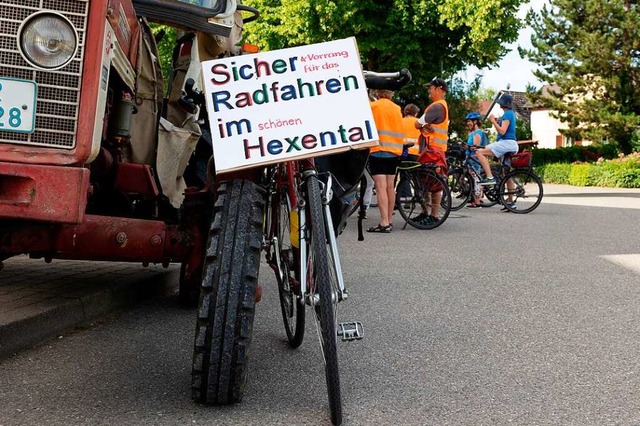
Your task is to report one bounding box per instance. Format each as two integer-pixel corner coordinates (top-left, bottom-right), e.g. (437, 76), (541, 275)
(498, 170), (543, 213)
(274, 187), (305, 347)
(448, 170), (471, 210)
(397, 165), (451, 229)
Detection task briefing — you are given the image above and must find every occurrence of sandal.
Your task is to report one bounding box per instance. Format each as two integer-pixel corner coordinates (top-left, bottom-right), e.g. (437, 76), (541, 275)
(367, 224), (392, 233)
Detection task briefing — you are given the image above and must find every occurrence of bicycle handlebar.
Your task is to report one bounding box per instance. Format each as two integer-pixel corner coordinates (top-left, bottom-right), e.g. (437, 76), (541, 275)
(363, 68), (412, 91)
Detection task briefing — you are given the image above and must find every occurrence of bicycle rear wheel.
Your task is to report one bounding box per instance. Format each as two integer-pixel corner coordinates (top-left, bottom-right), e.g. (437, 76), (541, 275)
(397, 166), (451, 230)
(306, 173), (342, 425)
(273, 186), (305, 347)
(448, 169), (471, 211)
(498, 169), (544, 213)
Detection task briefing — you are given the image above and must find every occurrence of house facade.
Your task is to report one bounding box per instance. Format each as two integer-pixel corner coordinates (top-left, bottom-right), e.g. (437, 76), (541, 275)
(479, 87), (588, 149)
(529, 85), (588, 149)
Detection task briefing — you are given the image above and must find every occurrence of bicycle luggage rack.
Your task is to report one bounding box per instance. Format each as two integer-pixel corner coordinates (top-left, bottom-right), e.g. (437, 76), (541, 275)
(337, 321), (364, 342)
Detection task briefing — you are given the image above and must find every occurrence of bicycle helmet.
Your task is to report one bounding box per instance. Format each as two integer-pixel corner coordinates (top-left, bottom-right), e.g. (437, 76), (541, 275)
(465, 112), (482, 121)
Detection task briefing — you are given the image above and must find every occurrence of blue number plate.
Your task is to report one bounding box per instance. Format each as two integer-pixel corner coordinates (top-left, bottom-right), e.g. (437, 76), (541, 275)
(0, 77), (37, 133)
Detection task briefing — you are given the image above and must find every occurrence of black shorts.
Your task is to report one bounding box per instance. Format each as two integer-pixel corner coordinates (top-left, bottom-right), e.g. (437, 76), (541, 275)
(368, 155), (399, 176)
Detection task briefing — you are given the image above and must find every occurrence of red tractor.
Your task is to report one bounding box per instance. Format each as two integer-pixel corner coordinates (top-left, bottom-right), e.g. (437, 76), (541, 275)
(0, 0), (261, 404)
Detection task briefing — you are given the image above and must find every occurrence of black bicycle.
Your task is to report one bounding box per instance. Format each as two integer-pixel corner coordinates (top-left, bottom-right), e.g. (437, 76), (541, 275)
(394, 160), (451, 229)
(447, 154), (501, 210)
(449, 150), (543, 213)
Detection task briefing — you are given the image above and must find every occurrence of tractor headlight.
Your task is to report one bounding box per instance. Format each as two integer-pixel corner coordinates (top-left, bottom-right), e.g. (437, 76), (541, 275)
(19, 12), (78, 70)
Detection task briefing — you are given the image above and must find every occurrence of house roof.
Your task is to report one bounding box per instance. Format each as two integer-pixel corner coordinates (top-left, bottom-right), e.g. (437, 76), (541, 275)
(530, 84), (561, 110)
(541, 84), (560, 97)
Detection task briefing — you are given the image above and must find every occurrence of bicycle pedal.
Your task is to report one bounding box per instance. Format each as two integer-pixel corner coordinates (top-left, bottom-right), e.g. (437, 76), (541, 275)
(337, 321), (363, 342)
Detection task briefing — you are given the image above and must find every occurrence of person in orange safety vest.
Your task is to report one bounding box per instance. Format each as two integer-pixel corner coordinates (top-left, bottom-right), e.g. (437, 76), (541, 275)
(367, 89), (404, 233)
(397, 103), (421, 202)
(413, 77), (449, 225)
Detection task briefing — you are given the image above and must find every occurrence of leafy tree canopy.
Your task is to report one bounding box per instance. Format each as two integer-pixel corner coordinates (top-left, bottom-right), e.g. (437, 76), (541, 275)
(243, 0), (527, 103)
(521, 0), (640, 153)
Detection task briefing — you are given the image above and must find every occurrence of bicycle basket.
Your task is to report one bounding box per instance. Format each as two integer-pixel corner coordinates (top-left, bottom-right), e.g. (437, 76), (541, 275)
(511, 151), (532, 168)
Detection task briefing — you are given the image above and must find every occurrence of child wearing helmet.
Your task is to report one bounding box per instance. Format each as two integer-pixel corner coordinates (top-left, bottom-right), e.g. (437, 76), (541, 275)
(464, 112), (488, 208)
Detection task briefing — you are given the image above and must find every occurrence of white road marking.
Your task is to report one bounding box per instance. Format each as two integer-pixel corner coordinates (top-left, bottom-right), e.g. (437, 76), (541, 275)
(543, 197), (640, 209)
(601, 254), (640, 274)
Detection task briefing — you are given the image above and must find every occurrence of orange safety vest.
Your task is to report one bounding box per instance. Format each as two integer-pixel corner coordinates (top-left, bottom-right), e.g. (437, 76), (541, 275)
(402, 116), (420, 156)
(370, 98), (404, 156)
(422, 99), (449, 152)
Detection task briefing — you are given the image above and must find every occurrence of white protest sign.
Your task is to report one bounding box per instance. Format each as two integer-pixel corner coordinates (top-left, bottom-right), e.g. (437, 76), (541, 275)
(201, 37), (378, 174)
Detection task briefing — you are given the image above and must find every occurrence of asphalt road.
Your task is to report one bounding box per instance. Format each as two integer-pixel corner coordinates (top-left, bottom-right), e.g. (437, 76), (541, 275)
(2, 185), (640, 426)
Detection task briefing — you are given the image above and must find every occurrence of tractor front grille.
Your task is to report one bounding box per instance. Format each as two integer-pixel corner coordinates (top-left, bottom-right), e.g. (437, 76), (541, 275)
(0, 0), (89, 149)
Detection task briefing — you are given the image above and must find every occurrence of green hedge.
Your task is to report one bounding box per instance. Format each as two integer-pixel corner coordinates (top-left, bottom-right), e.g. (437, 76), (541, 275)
(531, 145), (618, 167)
(536, 153), (640, 188)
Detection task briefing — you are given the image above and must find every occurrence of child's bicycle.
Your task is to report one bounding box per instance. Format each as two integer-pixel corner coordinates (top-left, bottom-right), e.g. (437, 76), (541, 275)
(451, 150), (543, 213)
(448, 154), (501, 210)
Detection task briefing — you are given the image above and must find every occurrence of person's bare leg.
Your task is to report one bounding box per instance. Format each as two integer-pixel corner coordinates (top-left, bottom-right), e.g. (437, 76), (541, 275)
(476, 148), (494, 178)
(506, 178), (515, 203)
(385, 175), (396, 224)
(430, 191), (442, 218)
(372, 174), (390, 226)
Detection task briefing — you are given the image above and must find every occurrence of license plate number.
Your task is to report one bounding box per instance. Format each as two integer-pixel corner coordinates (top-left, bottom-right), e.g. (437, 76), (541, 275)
(0, 77), (37, 133)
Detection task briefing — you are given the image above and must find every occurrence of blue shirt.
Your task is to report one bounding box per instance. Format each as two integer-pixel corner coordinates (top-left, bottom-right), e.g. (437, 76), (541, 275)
(466, 129), (487, 172)
(497, 109), (516, 141)
(466, 129), (487, 149)
(466, 129), (487, 155)
(370, 151), (396, 158)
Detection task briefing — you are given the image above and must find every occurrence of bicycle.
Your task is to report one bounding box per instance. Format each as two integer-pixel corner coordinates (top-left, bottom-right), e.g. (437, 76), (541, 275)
(347, 169), (376, 218)
(447, 153), (501, 210)
(261, 69), (412, 425)
(394, 156), (452, 230)
(450, 150), (543, 213)
(489, 150), (543, 213)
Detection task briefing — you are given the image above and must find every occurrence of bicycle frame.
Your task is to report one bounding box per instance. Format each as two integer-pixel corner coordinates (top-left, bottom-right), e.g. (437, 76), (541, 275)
(265, 159), (347, 306)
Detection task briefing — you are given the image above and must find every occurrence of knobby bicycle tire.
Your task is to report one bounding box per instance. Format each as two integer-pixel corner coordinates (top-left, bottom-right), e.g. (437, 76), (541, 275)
(273, 186), (305, 347)
(448, 169), (471, 211)
(498, 169), (544, 214)
(306, 173), (343, 425)
(397, 166), (451, 230)
(192, 179), (264, 405)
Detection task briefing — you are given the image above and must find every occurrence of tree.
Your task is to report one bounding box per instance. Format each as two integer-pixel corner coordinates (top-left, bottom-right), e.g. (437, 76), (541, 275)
(521, 0), (640, 153)
(243, 0), (528, 101)
(442, 76), (483, 140)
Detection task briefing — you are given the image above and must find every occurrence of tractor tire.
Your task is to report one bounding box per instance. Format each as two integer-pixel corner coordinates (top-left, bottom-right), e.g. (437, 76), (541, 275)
(191, 179), (265, 404)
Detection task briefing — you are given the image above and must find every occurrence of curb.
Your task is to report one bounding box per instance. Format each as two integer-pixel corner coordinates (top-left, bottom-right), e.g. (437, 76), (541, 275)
(0, 268), (179, 360)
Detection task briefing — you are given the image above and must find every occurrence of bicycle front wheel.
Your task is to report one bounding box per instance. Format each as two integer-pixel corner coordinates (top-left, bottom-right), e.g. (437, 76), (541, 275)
(273, 186), (305, 347)
(498, 169), (543, 213)
(306, 174), (342, 425)
(448, 169), (471, 211)
(397, 167), (451, 230)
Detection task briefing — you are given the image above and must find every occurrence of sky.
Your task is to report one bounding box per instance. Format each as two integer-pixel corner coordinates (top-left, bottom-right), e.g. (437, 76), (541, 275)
(461, 0), (548, 92)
